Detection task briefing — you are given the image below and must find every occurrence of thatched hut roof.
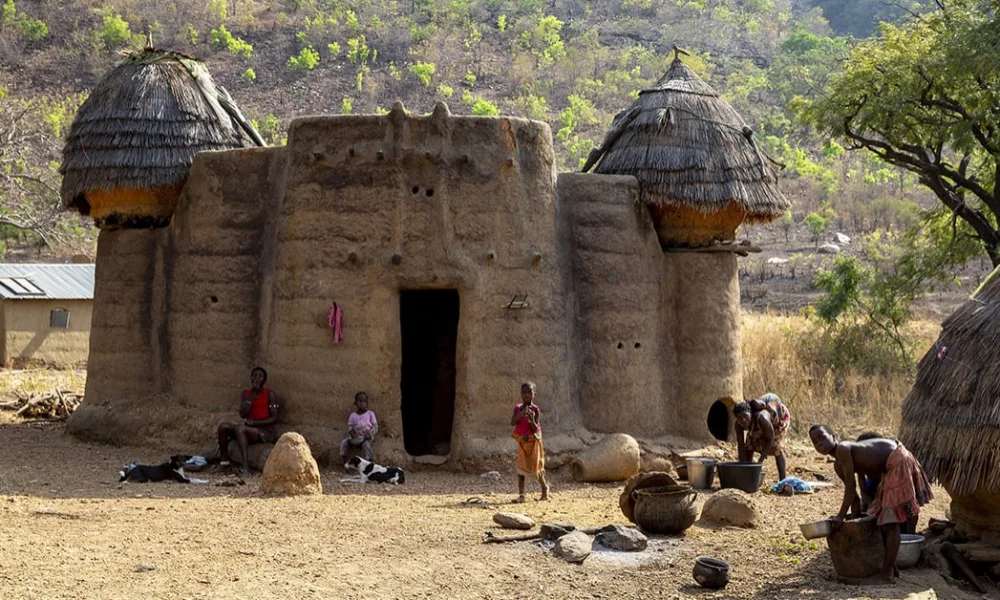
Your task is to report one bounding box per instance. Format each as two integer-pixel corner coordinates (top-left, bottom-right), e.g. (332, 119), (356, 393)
(60, 48), (264, 211)
(899, 266), (1000, 497)
(590, 54), (788, 222)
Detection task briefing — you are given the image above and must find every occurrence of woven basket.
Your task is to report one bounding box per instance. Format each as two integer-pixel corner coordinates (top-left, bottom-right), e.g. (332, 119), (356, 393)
(620, 472), (678, 523)
(632, 485), (698, 534)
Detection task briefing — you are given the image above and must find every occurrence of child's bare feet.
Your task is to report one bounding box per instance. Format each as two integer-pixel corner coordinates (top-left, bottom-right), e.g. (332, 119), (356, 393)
(514, 495), (526, 504)
(540, 485), (550, 501)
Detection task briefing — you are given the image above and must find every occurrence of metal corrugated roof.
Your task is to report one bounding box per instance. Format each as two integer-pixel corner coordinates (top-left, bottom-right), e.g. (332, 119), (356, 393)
(0, 264), (95, 300)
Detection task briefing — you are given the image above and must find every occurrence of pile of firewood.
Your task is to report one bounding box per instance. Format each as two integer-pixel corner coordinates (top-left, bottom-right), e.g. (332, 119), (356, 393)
(0, 390), (83, 420)
(922, 517), (999, 593)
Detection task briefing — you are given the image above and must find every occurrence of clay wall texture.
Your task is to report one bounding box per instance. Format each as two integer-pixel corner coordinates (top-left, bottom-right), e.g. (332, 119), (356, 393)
(0, 299), (92, 367)
(70, 106), (743, 462)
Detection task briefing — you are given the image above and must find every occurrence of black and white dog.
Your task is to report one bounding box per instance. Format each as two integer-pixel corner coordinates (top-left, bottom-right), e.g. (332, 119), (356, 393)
(119, 455), (207, 484)
(341, 456), (405, 484)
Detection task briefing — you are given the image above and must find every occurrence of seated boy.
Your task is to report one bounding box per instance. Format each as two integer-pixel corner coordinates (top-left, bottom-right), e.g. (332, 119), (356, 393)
(340, 392), (378, 466)
(810, 425), (933, 584)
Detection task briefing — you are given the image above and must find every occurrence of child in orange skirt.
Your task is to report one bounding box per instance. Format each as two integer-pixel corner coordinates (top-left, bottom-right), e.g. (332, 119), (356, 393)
(510, 382), (550, 503)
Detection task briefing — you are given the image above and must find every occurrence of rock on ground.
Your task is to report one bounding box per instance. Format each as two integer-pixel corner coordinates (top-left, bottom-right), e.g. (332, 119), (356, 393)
(700, 489), (759, 528)
(260, 432), (322, 496)
(493, 512), (535, 530)
(639, 454), (674, 474)
(553, 530), (593, 563)
(595, 525), (647, 551)
(818, 243), (840, 254)
(541, 522), (576, 541)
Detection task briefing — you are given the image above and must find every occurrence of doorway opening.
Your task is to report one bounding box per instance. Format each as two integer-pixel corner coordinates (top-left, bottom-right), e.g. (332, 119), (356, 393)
(400, 289), (459, 457)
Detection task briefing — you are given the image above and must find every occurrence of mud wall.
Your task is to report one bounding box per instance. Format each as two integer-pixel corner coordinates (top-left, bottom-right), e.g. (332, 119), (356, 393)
(260, 105), (577, 462)
(669, 253), (742, 439)
(1, 299), (92, 367)
(70, 104), (744, 458)
(559, 172), (674, 436)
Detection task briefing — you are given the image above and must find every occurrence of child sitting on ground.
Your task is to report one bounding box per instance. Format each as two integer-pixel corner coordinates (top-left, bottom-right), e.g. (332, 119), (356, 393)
(340, 392), (378, 467)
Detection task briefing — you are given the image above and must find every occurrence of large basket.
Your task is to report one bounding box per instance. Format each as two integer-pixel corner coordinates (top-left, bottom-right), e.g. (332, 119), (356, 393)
(620, 472), (678, 523)
(631, 485), (698, 535)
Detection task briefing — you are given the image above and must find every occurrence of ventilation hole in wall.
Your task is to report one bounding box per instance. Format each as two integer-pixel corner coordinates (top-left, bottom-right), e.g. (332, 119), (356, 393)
(634, 342), (641, 349)
(617, 342), (624, 350)
(411, 186), (419, 194)
(210, 296), (219, 304)
(425, 188), (434, 197)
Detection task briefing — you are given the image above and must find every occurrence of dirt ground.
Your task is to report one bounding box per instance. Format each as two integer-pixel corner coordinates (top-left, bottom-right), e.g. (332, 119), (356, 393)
(0, 422), (993, 600)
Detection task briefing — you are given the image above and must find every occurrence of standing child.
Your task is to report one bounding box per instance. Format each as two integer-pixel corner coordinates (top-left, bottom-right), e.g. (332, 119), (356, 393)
(340, 392), (378, 466)
(510, 382), (550, 503)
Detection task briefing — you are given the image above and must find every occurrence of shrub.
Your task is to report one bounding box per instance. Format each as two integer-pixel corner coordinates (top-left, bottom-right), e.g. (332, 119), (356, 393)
(437, 83), (454, 98)
(464, 71), (477, 87)
(287, 46), (320, 70)
(242, 68), (256, 84)
(209, 25), (253, 59)
(408, 61), (436, 87)
(341, 97), (353, 114)
(327, 42), (340, 57)
(100, 13), (132, 48)
(470, 98), (499, 116)
(184, 24), (198, 45)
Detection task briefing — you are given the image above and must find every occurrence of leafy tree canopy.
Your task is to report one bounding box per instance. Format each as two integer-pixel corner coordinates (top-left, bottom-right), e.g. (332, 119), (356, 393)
(797, 0), (1000, 266)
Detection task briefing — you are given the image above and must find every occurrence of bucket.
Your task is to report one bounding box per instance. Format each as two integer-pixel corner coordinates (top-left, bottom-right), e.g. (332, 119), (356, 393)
(717, 462), (763, 493)
(686, 458), (716, 490)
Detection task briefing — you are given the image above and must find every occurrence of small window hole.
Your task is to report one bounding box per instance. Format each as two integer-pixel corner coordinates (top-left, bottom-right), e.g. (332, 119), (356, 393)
(617, 342), (624, 350)
(425, 188), (434, 197)
(634, 342), (641, 349)
(210, 296), (219, 304)
(411, 186), (419, 194)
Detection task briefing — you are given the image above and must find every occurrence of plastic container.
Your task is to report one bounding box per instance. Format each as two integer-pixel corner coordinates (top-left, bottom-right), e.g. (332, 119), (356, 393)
(716, 462), (763, 493)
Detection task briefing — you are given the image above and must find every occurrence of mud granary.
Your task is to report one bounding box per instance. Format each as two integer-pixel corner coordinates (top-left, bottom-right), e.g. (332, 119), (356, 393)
(64, 53), (787, 464)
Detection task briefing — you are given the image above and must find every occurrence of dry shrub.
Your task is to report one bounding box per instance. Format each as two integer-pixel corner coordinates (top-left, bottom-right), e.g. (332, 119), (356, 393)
(0, 369), (86, 402)
(741, 312), (938, 440)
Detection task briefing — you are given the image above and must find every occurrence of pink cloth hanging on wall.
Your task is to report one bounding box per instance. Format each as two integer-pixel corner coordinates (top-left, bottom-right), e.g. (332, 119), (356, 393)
(328, 303), (343, 343)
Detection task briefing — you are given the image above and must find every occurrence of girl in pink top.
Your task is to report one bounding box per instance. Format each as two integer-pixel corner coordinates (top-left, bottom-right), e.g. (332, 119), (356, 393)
(510, 382), (550, 502)
(340, 392), (378, 465)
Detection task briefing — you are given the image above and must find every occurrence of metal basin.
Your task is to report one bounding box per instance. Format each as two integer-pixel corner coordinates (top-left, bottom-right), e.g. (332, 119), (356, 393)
(897, 534), (924, 569)
(799, 519), (833, 540)
(685, 458), (716, 490)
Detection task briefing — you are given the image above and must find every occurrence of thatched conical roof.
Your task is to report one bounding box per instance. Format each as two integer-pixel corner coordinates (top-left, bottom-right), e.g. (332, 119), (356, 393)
(591, 54), (788, 221)
(60, 48), (264, 211)
(899, 266), (1000, 497)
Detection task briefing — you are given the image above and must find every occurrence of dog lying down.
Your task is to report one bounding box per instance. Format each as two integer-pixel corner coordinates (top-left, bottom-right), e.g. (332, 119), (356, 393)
(341, 456), (405, 484)
(119, 455), (208, 484)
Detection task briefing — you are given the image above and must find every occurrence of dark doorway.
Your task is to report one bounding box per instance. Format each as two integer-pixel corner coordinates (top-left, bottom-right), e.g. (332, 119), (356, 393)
(707, 399), (731, 442)
(400, 290), (459, 456)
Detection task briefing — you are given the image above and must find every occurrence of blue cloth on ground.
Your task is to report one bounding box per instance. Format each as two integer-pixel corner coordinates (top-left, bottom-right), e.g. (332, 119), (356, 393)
(769, 477), (814, 495)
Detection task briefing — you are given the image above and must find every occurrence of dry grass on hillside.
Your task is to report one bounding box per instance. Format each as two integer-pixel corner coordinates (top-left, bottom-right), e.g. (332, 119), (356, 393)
(742, 311), (939, 440)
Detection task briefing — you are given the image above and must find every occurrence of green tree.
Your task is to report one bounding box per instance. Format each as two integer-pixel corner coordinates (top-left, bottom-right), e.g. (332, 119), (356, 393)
(798, 1), (1000, 267)
(408, 61), (436, 87)
(99, 13), (132, 48)
(287, 46), (320, 70)
(803, 212), (826, 248)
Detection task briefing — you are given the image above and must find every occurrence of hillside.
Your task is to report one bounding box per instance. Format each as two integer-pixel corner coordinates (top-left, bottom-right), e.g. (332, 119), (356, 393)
(5, 0), (987, 309)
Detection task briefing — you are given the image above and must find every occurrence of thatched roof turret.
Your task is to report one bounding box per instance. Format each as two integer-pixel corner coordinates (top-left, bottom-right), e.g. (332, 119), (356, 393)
(61, 48), (265, 229)
(900, 266), (1000, 498)
(586, 52), (788, 247)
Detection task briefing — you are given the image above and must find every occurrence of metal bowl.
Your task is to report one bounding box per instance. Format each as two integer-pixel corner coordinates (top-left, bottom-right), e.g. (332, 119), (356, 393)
(799, 519), (833, 540)
(897, 534), (924, 569)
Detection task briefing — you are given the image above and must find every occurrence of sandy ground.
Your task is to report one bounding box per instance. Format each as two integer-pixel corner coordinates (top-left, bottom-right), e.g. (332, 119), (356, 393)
(0, 422), (993, 600)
